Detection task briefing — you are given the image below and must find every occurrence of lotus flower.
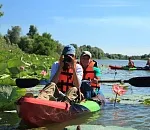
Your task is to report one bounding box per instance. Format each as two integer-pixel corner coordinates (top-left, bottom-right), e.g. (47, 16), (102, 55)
(112, 84), (127, 96)
(40, 70), (47, 76)
(112, 84), (127, 107)
(20, 66), (25, 70)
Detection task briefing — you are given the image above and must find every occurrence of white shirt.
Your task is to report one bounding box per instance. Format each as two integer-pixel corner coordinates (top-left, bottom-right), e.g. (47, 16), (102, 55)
(49, 61), (83, 84)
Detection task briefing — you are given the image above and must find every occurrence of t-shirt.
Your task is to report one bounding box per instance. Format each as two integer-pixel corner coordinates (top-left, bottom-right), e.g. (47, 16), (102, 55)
(49, 61), (83, 84)
(93, 67), (101, 77)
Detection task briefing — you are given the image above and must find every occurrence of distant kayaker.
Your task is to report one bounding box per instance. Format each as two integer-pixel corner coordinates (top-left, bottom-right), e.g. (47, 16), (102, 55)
(38, 45), (83, 102)
(145, 58), (150, 68)
(79, 51), (105, 104)
(128, 57), (135, 68)
(146, 58), (150, 66)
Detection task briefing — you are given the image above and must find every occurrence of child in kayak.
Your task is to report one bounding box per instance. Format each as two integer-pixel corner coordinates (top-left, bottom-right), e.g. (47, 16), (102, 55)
(145, 58), (150, 69)
(146, 58), (150, 66)
(79, 51), (105, 104)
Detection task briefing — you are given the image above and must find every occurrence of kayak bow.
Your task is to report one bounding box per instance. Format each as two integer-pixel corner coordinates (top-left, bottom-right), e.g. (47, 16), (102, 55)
(16, 97), (101, 127)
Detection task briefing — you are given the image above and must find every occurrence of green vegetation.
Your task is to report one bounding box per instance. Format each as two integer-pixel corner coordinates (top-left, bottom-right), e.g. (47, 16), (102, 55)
(0, 85), (26, 111)
(0, 38), (57, 84)
(143, 98), (150, 105)
(0, 31), (58, 110)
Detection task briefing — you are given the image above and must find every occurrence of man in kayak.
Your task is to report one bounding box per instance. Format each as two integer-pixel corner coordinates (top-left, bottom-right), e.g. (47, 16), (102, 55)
(79, 51), (105, 104)
(146, 58), (150, 67)
(128, 57), (135, 68)
(38, 45), (83, 102)
(145, 58), (150, 69)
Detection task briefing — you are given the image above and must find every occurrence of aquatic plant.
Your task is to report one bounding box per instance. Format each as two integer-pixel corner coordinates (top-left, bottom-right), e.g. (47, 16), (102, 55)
(143, 98), (150, 105)
(0, 85), (26, 111)
(112, 84), (127, 107)
(0, 42), (57, 110)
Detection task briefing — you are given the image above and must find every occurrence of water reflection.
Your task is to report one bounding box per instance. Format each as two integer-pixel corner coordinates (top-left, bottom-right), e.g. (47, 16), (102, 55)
(44, 112), (101, 130)
(94, 104), (150, 130)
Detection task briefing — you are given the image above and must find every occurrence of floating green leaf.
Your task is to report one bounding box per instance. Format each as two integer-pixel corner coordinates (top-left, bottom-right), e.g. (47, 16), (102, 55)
(0, 85), (26, 111)
(0, 77), (15, 86)
(143, 98), (150, 105)
(0, 63), (7, 75)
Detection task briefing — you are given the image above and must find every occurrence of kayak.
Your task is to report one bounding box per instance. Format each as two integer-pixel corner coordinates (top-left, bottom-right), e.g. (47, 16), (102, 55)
(15, 97), (101, 127)
(109, 65), (150, 70)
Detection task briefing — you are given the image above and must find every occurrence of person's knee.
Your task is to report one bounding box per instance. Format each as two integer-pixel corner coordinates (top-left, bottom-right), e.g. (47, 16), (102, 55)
(66, 87), (78, 100)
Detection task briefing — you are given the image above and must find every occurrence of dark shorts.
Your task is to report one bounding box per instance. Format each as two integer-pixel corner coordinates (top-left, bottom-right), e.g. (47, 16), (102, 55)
(80, 82), (96, 99)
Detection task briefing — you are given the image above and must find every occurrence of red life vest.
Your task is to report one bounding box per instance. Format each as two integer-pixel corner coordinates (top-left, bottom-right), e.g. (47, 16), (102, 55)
(57, 66), (75, 93)
(82, 61), (100, 88)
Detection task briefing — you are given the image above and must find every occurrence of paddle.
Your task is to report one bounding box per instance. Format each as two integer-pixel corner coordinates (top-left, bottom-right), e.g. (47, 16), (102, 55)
(16, 78), (40, 88)
(16, 76), (150, 88)
(99, 76), (150, 87)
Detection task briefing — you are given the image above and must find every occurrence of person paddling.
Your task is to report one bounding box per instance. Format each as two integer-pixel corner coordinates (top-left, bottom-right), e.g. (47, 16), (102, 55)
(146, 58), (150, 66)
(38, 45), (83, 102)
(128, 57), (135, 68)
(79, 51), (105, 104)
(145, 58), (150, 69)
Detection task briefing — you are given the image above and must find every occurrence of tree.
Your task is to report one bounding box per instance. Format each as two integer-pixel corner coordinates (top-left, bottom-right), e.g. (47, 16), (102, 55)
(42, 32), (51, 40)
(56, 42), (63, 55)
(70, 43), (77, 49)
(7, 26), (21, 44)
(32, 35), (57, 55)
(18, 36), (34, 53)
(27, 25), (38, 38)
(0, 4), (4, 17)
(0, 34), (6, 44)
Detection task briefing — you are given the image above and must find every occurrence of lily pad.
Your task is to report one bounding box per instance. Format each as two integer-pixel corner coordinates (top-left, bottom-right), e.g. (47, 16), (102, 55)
(0, 85), (26, 111)
(143, 98), (150, 105)
(0, 77), (15, 86)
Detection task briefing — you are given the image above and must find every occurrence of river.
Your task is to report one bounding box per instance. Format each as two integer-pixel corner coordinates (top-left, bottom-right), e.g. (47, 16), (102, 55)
(0, 59), (150, 130)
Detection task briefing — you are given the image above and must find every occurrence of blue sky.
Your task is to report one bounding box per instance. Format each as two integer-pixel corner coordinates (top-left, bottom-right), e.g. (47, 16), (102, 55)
(0, 0), (150, 56)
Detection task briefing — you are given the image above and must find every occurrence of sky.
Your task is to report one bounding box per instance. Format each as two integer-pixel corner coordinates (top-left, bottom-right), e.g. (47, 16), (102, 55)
(0, 0), (150, 56)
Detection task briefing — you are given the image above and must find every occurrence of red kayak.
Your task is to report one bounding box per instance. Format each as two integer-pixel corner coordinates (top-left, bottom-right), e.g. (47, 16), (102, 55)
(16, 97), (101, 127)
(109, 65), (150, 70)
(109, 65), (123, 70)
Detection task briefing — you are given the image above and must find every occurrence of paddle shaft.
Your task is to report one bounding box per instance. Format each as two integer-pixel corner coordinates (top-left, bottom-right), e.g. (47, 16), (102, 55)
(99, 76), (150, 87)
(16, 76), (150, 88)
(99, 80), (122, 83)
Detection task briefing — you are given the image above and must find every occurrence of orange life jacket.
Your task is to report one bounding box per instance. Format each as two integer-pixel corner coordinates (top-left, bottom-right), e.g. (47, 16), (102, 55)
(82, 61), (100, 88)
(57, 66), (75, 93)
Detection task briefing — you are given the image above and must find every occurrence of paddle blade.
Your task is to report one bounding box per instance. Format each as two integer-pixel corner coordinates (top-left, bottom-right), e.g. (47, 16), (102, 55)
(127, 76), (150, 87)
(16, 78), (40, 88)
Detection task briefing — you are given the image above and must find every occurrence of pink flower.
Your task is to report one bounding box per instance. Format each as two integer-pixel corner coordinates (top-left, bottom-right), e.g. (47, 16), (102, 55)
(40, 70), (47, 76)
(112, 84), (126, 96)
(20, 66), (25, 70)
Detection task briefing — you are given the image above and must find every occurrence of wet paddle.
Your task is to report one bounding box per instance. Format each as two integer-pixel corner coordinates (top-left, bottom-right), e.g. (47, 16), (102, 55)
(16, 76), (150, 88)
(99, 76), (150, 87)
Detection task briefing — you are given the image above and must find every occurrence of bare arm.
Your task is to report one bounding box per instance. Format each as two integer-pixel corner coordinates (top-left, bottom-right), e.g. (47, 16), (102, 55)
(72, 67), (80, 88)
(69, 57), (83, 88)
(51, 56), (64, 84)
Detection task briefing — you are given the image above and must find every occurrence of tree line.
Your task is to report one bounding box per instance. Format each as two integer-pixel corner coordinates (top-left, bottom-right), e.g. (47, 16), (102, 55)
(0, 4), (150, 60)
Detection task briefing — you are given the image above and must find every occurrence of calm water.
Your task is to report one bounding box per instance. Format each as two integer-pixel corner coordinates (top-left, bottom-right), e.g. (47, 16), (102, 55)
(0, 60), (150, 130)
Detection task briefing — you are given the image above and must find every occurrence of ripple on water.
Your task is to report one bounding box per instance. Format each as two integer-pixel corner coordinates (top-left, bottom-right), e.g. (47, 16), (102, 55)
(95, 104), (150, 130)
